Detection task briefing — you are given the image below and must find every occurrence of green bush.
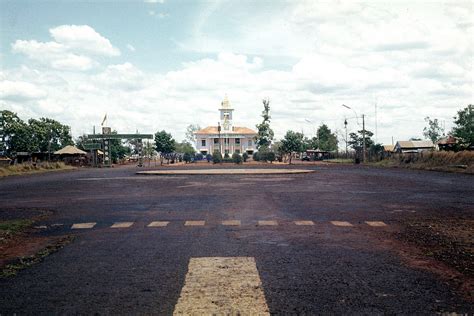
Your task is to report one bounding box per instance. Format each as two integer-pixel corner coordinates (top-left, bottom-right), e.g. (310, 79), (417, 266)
(242, 152), (249, 162)
(212, 151), (222, 164)
(232, 152), (242, 164)
(183, 152), (192, 163)
(266, 151), (276, 163)
(224, 152), (230, 159)
(253, 152), (260, 161)
(206, 154), (212, 162)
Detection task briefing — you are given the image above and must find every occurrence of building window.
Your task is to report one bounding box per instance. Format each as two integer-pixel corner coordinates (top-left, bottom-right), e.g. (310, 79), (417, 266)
(248, 139), (252, 146)
(201, 139), (206, 147)
(214, 138), (219, 144)
(235, 138), (240, 144)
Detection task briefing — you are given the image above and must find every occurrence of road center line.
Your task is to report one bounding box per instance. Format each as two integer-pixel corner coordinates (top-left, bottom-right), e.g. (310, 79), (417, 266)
(330, 221), (353, 227)
(147, 221), (170, 227)
(365, 221), (387, 227)
(173, 257), (270, 315)
(110, 222), (134, 228)
(184, 220), (205, 226)
(71, 222), (96, 229)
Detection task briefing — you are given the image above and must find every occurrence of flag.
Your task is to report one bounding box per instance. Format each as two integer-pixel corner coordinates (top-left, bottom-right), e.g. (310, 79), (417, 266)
(101, 114), (107, 126)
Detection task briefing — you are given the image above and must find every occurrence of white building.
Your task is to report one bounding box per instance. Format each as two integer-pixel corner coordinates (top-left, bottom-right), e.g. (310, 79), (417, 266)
(194, 96), (257, 155)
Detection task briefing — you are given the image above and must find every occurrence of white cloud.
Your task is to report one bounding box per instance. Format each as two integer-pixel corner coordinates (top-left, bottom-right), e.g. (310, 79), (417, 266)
(49, 25), (120, 57)
(12, 25), (119, 71)
(127, 44), (136, 52)
(144, 0), (164, 3)
(0, 80), (48, 101)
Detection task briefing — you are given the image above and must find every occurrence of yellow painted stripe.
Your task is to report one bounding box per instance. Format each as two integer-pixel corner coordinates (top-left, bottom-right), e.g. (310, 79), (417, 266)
(71, 222), (96, 229)
(258, 220), (278, 226)
(330, 221), (353, 227)
(222, 220), (241, 226)
(294, 220), (315, 226)
(173, 257), (270, 315)
(110, 222), (134, 228)
(185, 220), (205, 226)
(365, 221), (387, 227)
(147, 221), (170, 227)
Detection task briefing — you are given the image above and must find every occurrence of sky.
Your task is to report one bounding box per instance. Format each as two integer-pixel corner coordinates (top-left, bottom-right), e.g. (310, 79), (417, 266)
(0, 0), (472, 146)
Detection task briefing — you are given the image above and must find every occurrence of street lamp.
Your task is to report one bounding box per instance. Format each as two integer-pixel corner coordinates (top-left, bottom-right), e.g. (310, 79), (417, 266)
(217, 122), (221, 153)
(342, 104), (366, 163)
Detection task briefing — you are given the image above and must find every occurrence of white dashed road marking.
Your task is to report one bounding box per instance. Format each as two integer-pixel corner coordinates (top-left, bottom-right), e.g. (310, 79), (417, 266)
(111, 222), (134, 228)
(147, 221), (170, 227)
(185, 220), (206, 226)
(365, 221), (387, 227)
(71, 222), (96, 229)
(222, 220), (241, 226)
(330, 221), (353, 227)
(294, 220), (315, 226)
(258, 220), (278, 226)
(173, 257), (270, 315)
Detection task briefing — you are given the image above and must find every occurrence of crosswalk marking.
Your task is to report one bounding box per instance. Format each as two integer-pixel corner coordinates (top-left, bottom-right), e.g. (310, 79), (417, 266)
(365, 221), (387, 227)
(185, 220), (205, 226)
(110, 222), (134, 228)
(71, 222), (96, 229)
(147, 221), (170, 227)
(173, 257), (270, 315)
(294, 220), (315, 226)
(258, 220), (278, 226)
(222, 220), (241, 226)
(330, 221), (353, 227)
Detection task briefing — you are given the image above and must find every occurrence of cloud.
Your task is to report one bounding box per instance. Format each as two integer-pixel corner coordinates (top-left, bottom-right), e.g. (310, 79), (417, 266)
(144, 0), (164, 3)
(49, 25), (120, 57)
(127, 44), (136, 52)
(0, 80), (48, 101)
(12, 25), (119, 71)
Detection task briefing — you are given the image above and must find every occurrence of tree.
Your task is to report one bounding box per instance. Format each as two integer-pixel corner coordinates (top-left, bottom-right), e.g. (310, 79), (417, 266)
(175, 141), (195, 155)
(232, 152), (242, 164)
(348, 129), (374, 151)
(423, 116), (444, 143)
(315, 124), (338, 151)
(281, 130), (305, 164)
(28, 118), (73, 154)
(452, 104), (473, 149)
(154, 130), (176, 165)
(254, 99), (274, 149)
(183, 152), (192, 163)
(212, 150), (222, 164)
(185, 124), (201, 144)
(0, 110), (33, 156)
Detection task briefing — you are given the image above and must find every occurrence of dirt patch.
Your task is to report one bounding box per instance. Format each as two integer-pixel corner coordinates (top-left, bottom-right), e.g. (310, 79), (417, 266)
(0, 208), (73, 277)
(371, 216), (474, 302)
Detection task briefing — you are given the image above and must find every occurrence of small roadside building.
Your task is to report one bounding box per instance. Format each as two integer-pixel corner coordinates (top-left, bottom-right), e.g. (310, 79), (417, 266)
(194, 96), (257, 156)
(393, 140), (435, 153)
(54, 145), (87, 165)
(437, 136), (458, 151)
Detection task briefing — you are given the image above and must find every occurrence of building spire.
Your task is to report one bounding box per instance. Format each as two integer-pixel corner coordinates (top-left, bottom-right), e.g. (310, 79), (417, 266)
(221, 94), (231, 109)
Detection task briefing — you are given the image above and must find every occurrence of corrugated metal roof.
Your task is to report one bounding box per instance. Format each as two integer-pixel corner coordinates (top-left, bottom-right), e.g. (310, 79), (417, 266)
(396, 140), (434, 148)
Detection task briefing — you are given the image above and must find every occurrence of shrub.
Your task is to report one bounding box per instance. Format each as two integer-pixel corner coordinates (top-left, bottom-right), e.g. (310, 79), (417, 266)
(212, 151), (222, 164)
(206, 154), (212, 162)
(242, 152), (249, 162)
(183, 152), (192, 163)
(195, 153), (204, 160)
(266, 151), (276, 163)
(224, 152), (230, 159)
(253, 152), (260, 161)
(232, 152), (242, 164)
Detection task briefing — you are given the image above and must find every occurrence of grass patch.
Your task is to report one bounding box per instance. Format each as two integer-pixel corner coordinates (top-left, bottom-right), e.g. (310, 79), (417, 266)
(0, 219), (34, 240)
(1, 235), (75, 278)
(0, 162), (75, 177)
(372, 151), (474, 174)
(325, 158), (353, 163)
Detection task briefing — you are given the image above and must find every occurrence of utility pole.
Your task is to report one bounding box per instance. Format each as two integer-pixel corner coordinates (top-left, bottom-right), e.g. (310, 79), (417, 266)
(362, 114), (366, 163)
(344, 118), (348, 157)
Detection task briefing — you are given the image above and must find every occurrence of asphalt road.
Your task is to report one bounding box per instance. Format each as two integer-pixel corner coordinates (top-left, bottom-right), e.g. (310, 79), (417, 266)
(1, 163), (473, 314)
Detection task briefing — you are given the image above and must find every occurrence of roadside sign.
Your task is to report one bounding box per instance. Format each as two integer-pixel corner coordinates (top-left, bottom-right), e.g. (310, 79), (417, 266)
(83, 143), (101, 150)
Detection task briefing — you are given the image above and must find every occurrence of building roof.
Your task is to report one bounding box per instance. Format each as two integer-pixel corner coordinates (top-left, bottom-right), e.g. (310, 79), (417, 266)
(395, 140), (435, 149)
(194, 126), (257, 135)
(54, 145), (87, 155)
(383, 145), (395, 152)
(437, 136), (457, 145)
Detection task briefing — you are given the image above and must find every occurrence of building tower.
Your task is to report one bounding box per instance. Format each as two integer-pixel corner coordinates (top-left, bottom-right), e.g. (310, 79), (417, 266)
(219, 95), (234, 132)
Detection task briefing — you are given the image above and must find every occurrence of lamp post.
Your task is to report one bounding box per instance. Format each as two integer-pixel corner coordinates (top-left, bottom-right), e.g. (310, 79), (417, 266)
(342, 104), (366, 163)
(217, 122), (221, 153)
